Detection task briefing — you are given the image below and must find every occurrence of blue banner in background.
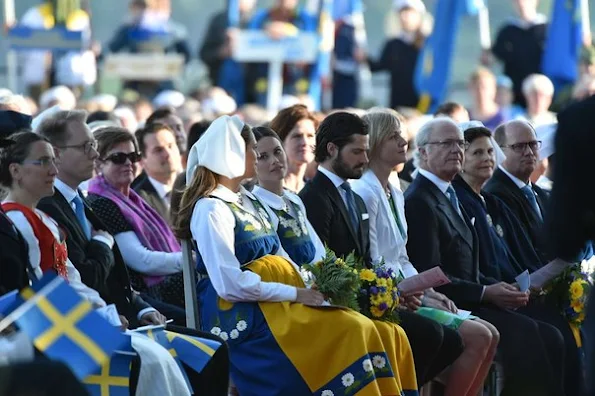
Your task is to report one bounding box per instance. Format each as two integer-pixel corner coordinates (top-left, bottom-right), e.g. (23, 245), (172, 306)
(414, 0), (482, 113)
(542, 0), (583, 89)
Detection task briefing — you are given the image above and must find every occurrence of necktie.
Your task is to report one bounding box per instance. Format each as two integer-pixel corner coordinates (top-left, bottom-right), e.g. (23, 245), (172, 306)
(340, 182), (360, 231)
(72, 195), (91, 240)
(521, 184), (543, 221)
(446, 185), (463, 218)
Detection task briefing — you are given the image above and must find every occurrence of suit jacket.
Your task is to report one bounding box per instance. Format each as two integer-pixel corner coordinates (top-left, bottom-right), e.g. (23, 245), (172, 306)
(299, 171), (371, 265)
(404, 174), (491, 309)
(351, 170), (417, 277)
(132, 172), (171, 225)
(38, 190), (150, 326)
(0, 209), (31, 295)
(483, 168), (550, 264)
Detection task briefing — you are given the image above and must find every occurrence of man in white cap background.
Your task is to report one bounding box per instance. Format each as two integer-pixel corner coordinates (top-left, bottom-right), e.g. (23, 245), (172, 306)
(363, 0), (428, 109)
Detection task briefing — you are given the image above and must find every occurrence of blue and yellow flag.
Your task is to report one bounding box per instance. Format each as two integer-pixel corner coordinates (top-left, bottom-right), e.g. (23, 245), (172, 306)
(308, 0), (335, 111)
(414, 0), (481, 113)
(542, 0), (583, 89)
(84, 346), (134, 396)
(10, 273), (127, 380)
(218, 0), (246, 104)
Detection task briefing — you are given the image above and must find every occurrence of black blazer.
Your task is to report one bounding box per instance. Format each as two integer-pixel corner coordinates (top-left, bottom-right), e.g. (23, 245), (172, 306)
(299, 171), (371, 265)
(38, 190), (150, 326)
(404, 174), (489, 309)
(132, 172), (171, 225)
(483, 168), (550, 263)
(0, 209), (31, 295)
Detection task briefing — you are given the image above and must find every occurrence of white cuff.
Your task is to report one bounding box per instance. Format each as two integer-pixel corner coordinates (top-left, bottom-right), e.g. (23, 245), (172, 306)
(92, 234), (114, 249)
(137, 307), (158, 321)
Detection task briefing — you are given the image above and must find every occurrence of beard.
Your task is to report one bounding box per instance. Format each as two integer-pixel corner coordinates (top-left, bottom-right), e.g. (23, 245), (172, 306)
(331, 152), (365, 180)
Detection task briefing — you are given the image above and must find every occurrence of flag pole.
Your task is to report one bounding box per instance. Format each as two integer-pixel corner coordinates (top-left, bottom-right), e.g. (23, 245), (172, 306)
(581, 0), (591, 46)
(478, 2), (491, 50)
(3, 0), (18, 93)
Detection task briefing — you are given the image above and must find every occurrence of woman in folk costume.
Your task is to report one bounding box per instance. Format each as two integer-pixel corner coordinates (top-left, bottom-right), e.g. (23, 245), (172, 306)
(351, 109), (500, 396)
(19, 0), (96, 99)
(175, 115), (418, 396)
(251, 126), (325, 266)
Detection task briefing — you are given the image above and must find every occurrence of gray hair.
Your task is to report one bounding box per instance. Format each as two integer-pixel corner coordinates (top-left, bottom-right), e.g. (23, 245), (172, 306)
(36, 110), (88, 146)
(522, 74), (554, 97)
(413, 117), (462, 167)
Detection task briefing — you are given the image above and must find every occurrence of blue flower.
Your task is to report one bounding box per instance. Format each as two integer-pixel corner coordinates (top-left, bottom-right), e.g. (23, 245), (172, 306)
(370, 286), (379, 295)
(379, 302), (388, 311)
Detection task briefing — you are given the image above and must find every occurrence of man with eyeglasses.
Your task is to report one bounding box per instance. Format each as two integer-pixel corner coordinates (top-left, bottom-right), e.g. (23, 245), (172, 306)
(485, 120), (549, 264)
(405, 117), (566, 396)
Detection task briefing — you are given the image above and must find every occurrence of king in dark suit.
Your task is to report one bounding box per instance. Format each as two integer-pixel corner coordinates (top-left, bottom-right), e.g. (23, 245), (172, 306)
(485, 120), (551, 264)
(404, 117), (566, 396)
(300, 111), (464, 387)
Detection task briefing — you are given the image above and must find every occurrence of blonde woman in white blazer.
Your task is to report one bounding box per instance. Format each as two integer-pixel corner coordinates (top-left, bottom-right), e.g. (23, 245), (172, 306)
(352, 108), (500, 396)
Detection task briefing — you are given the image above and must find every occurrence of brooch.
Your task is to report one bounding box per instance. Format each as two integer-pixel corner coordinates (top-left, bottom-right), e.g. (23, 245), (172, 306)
(486, 214), (493, 227)
(496, 224), (504, 238)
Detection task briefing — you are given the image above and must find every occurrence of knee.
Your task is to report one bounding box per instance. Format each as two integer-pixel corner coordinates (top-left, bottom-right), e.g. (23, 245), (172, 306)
(464, 324), (494, 354)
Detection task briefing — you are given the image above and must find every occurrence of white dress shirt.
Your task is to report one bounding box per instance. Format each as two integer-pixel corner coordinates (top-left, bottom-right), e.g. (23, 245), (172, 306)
(418, 169), (452, 195)
(498, 165), (529, 189)
(351, 170), (419, 278)
(147, 176), (172, 209)
(54, 179), (113, 248)
(190, 184), (298, 303)
(317, 165), (351, 206)
(54, 179), (156, 320)
(4, 204), (105, 307)
(252, 186), (326, 265)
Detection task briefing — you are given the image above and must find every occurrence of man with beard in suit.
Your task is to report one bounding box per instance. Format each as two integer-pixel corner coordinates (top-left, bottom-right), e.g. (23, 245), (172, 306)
(300, 112), (464, 388)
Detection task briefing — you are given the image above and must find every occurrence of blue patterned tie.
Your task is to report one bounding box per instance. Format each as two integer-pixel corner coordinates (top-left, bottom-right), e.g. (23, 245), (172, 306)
(446, 185), (463, 218)
(72, 195), (91, 240)
(521, 185), (543, 221)
(340, 182), (360, 230)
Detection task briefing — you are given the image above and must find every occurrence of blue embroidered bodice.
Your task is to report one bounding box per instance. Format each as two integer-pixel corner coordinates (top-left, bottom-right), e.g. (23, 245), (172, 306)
(271, 198), (316, 266)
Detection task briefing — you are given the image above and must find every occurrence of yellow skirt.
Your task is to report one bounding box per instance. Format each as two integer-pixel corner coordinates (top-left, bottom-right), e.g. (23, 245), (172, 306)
(241, 255), (418, 395)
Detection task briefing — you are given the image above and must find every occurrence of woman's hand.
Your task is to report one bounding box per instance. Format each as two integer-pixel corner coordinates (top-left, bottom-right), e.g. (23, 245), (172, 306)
(296, 288), (325, 306)
(402, 292), (423, 311)
(425, 290), (458, 313)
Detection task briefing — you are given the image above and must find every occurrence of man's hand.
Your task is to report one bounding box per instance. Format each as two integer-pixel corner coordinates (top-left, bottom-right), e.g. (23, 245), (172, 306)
(92, 229), (112, 240)
(119, 315), (129, 331)
(402, 292), (423, 311)
(139, 311), (167, 326)
(483, 282), (529, 310)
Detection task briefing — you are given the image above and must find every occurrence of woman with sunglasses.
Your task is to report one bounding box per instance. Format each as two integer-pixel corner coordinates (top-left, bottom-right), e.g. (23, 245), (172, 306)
(86, 127), (185, 308)
(0, 131), (105, 306)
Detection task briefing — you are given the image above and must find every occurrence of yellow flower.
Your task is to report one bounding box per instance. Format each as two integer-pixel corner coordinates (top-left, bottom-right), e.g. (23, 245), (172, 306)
(370, 295), (382, 306)
(571, 299), (584, 313)
(376, 278), (387, 287)
(578, 312), (586, 322)
(360, 269), (376, 282)
(335, 258), (345, 266)
(570, 280), (584, 300)
(370, 306), (385, 318)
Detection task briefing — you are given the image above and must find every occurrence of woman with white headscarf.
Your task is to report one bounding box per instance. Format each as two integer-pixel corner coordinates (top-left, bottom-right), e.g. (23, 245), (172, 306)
(452, 122), (543, 283)
(175, 115), (418, 396)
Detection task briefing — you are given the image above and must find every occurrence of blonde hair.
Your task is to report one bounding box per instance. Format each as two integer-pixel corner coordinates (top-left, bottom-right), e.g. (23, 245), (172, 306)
(362, 108), (403, 160)
(174, 166), (219, 240)
(469, 66), (495, 85)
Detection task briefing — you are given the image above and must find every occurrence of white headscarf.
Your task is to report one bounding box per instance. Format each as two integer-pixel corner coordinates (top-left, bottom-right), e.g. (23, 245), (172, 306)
(459, 120), (507, 166)
(185, 115), (246, 184)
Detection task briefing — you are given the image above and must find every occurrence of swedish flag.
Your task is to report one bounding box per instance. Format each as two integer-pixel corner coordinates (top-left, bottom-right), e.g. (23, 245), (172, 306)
(542, 0), (583, 88)
(414, 0), (477, 113)
(8, 273), (127, 380)
(84, 349), (133, 396)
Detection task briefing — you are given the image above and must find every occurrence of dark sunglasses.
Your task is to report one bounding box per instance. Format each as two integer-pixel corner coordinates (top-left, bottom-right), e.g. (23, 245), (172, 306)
(102, 152), (141, 165)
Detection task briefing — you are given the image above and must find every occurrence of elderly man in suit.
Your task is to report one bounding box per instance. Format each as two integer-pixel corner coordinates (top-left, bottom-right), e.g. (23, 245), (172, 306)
(547, 95), (595, 396)
(132, 123), (183, 225)
(404, 117), (566, 396)
(484, 120), (551, 264)
(300, 111), (464, 388)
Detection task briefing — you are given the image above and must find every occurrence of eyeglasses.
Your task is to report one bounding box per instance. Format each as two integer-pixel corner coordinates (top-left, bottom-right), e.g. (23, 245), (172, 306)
(425, 140), (469, 150)
(57, 140), (98, 155)
(501, 141), (542, 153)
(102, 152), (142, 165)
(21, 157), (60, 168)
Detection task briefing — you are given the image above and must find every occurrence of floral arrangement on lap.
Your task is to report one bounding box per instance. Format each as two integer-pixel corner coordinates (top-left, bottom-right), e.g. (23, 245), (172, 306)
(546, 264), (592, 338)
(301, 248), (402, 323)
(301, 247), (360, 310)
(357, 264), (402, 324)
